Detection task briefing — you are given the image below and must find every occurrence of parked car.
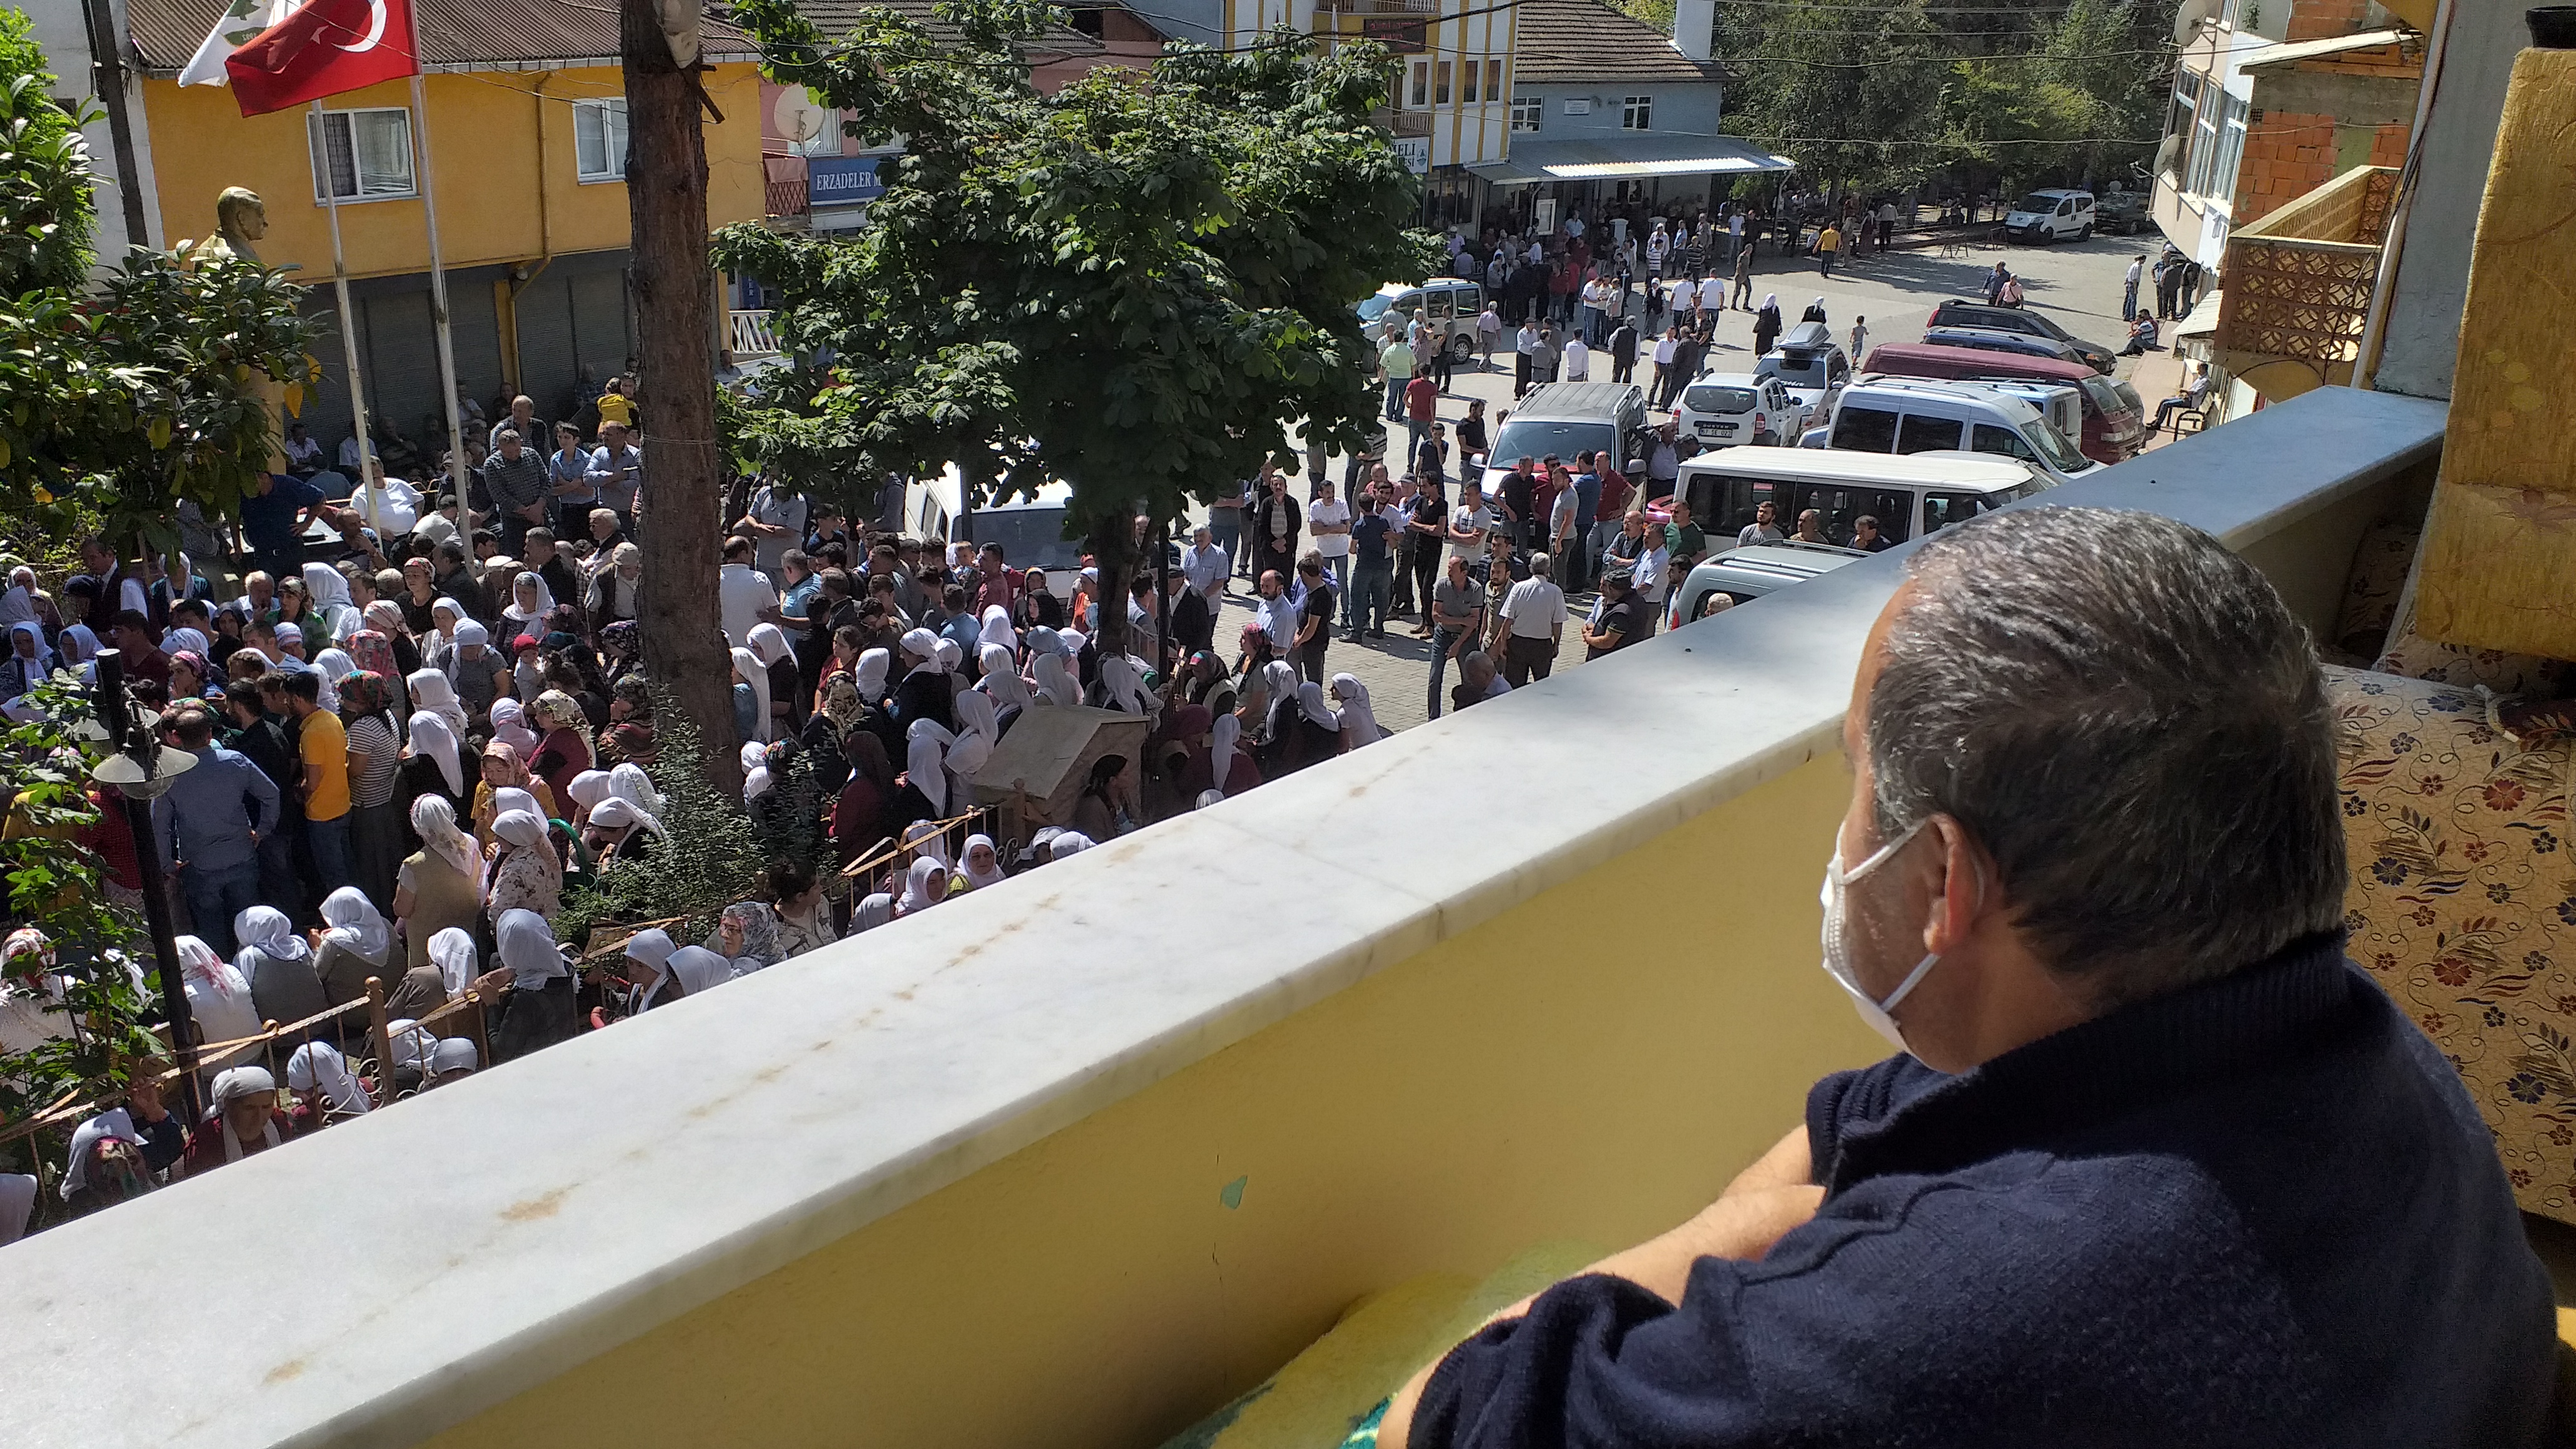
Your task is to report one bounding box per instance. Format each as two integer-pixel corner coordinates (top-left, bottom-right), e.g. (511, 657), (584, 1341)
(1860, 342), (2144, 464)
(2004, 188), (2096, 243)
(1677, 373), (1807, 451)
(960, 480), (1086, 602)
(1921, 325), (2096, 371)
(1667, 542), (1870, 628)
(2095, 188), (2150, 235)
(1816, 379), (2102, 486)
(1357, 277), (1485, 364)
(1661, 446), (2046, 560)
(1481, 381), (1652, 496)
(1926, 300), (2115, 373)
(1753, 320), (1852, 417)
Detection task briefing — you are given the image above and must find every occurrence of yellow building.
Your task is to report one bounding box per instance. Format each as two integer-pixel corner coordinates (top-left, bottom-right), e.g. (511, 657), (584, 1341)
(123, 0), (765, 457)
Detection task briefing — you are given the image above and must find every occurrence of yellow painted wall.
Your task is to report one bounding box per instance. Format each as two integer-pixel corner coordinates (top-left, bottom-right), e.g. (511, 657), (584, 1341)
(139, 64), (765, 283)
(422, 752), (1881, 1449)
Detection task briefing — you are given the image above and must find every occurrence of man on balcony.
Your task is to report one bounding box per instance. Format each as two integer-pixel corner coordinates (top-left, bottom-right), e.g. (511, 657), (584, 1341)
(1378, 507), (2557, 1449)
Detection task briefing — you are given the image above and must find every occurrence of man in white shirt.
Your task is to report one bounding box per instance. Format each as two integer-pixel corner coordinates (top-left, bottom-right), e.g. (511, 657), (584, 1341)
(718, 534), (778, 647)
(1477, 303), (1504, 369)
(1738, 498), (1786, 547)
(1562, 333), (1591, 383)
(1448, 482), (1498, 570)
(733, 479), (809, 577)
(1182, 524), (1231, 606)
(1514, 319), (1543, 400)
(1308, 479), (1353, 600)
(1496, 550), (1568, 686)
(1651, 326), (1682, 411)
(1668, 275), (1697, 321)
(1631, 526), (1671, 635)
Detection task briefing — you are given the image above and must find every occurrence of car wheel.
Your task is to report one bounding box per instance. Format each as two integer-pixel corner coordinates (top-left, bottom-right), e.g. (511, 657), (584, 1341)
(2079, 224), (2093, 242)
(1449, 333), (1473, 364)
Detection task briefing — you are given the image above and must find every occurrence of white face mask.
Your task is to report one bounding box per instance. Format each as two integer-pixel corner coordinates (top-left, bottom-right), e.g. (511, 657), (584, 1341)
(1820, 816), (1942, 1055)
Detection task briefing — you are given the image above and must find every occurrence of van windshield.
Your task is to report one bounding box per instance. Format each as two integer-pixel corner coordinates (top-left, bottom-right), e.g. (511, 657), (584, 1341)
(2017, 193), (2061, 215)
(2026, 416), (2092, 474)
(1490, 418), (1618, 470)
(2077, 376), (2128, 419)
(1683, 384), (1759, 414)
(966, 505), (1085, 573)
(1357, 294), (1395, 323)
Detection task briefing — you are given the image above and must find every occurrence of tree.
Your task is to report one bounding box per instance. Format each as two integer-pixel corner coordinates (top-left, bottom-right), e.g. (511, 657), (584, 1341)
(0, 10), (320, 556)
(713, 0), (1435, 663)
(554, 686), (766, 950)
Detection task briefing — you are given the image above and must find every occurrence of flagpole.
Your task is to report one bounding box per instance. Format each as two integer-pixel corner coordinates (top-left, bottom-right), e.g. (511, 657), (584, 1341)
(313, 99), (379, 518)
(405, 2), (470, 522)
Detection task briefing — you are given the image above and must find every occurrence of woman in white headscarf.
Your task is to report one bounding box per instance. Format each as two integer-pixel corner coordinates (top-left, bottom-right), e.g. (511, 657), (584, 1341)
(617, 928), (680, 1014)
(1281, 681), (1342, 775)
(486, 809), (563, 922)
(232, 905), (328, 1033)
(427, 595), (466, 656)
(384, 1018), (439, 1093)
(978, 642), (1033, 720)
(851, 892), (897, 933)
(286, 1040), (373, 1121)
(947, 688), (997, 785)
(56, 623), (102, 668)
(959, 834), (1007, 892)
(1, 620), (56, 705)
(403, 709), (467, 803)
(407, 667), (469, 741)
(607, 760), (663, 816)
(739, 741), (774, 803)
(1030, 650), (1080, 708)
(396, 796), (484, 970)
(487, 908), (578, 1063)
(1050, 831), (1097, 860)
(896, 718), (954, 838)
(585, 796), (663, 865)
(667, 945), (736, 999)
(175, 935), (261, 1074)
(731, 645), (770, 744)
(1093, 655), (1153, 716)
(487, 696), (540, 758)
(1194, 711), (1261, 799)
(1256, 660), (1300, 748)
(427, 927), (480, 997)
(894, 856), (949, 917)
(313, 887), (394, 1008)
(854, 646), (892, 706)
(60, 1108), (157, 1214)
(426, 1036), (479, 1086)
(301, 562), (362, 643)
(932, 636), (964, 677)
(977, 605), (1016, 656)
(1330, 673), (1384, 750)
(181, 1066), (287, 1176)
(705, 900), (784, 972)
(894, 627), (954, 732)
(311, 647), (354, 712)
(748, 622), (798, 739)
(501, 570), (556, 631)
(564, 768), (612, 827)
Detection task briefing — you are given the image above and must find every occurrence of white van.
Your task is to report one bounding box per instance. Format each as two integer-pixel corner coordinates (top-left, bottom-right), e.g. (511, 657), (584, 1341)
(1948, 380), (2084, 452)
(1818, 379), (2100, 486)
(959, 479), (1086, 602)
(2004, 188), (2097, 243)
(1357, 276), (1487, 364)
(1667, 447), (2044, 553)
(1482, 381), (1652, 495)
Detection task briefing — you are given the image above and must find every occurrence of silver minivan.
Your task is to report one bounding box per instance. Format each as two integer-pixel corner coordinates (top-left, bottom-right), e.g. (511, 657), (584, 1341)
(1818, 379), (2100, 485)
(1481, 381), (1652, 493)
(1358, 277), (1486, 364)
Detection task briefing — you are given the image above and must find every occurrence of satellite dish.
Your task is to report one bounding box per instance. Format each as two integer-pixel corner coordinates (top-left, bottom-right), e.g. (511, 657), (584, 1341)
(2154, 133), (2184, 180)
(774, 87), (832, 148)
(2172, 0), (2215, 45)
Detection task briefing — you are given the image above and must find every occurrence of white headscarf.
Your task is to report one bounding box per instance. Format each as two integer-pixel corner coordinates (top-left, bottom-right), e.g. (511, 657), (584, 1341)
(209, 1066), (282, 1162)
(301, 562), (360, 640)
(230, 906), (310, 978)
(1031, 651), (1079, 708)
(428, 926), (479, 995)
(668, 945), (735, 997)
(590, 795), (665, 840)
(311, 648), (352, 711)
(164, 625), (210, 656)
(386, 1018), (439, 1074)
(960, 833), (1007, 890)
(622, 927), (678, 1011)
(907, 719), (954, 815)
(979, 643), (1033, 712)
(748, 622), (794, 670)
(896, 857), (947, 914)
(1196, 789), (1227, 810)
(319, 887), (392, 963)
(175, 934), (258, 1061)
(899, 627), (942, 673)
(566, 768), (612, 819)
(1297, 680), (1339, 729)
(488, 697), (539, 756)
(933, 637), (963, 675)
(286, 1040), (373, 1116)
(5, 620), (54, 681)
(1050, 831), (1096, 860)
(504, 570), (556, 625)
(429, 595), (465, 642)
(608, 762), (664, 816)
(407, 710), (466, 796)
(411, 794), (483, 889)
(1097, 655), (1151, 716)
(852, 894), (895, 932)
(57, 624), (100, 666)
(855, 648), (891, 700)
(493, 806), (548, 854)
(1261, 660), (1297, 717)
(740, 741), (774, 803)
(947, 689), (997, 779)
(732, 646), (771, 743)
(61, 1108), (145, 1200)
(490, 786), (541, 824)
(430, 1036), (479, 1077)
(1025, 626), (1062, 662)
(1209, 713), (1241, 794)
(407, 668), (467, 739)
(977, 606), (1015, 652)
(495, 908), (566, 991)
(1330, 673), (1382, 746)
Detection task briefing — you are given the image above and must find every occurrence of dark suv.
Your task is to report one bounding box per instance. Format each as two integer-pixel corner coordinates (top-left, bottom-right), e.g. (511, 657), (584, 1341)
(1926, 300), (2115, 374)
(2094, 190), (2150, 235)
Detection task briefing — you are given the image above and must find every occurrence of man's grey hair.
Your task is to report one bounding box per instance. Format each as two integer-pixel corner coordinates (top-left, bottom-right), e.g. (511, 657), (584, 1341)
(1528, 552), (1552, 578)
(1868, 506), (2343, 1007)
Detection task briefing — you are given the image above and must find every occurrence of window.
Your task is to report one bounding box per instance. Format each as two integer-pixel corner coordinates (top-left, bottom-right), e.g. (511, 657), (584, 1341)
(1970, 424), (2037, 461)
(1435, 61), (1452, 105)
(1461, 61), (1479, 104)
(2211, 92), (2250, 207)
(1410, 60), (1430, 109)
(1830, 406), (1900, 454)
(1622, 95), (1652, 131)
(2167, 70), (2202, 180)
(575, 98), (630, 182)
(1895, 415), (1963, 454)
(1486, 61), (1505, 104)
(1510, 97), (1543, 133)
(2186, 85), (2223, 197)
(307, 107), (415, 203)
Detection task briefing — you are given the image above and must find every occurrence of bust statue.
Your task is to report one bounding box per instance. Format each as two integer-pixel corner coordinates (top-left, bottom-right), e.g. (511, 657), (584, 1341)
(213, 187), (267, 265)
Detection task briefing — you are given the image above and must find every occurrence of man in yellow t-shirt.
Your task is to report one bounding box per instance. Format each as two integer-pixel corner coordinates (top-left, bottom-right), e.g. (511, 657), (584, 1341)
(282, 671), (353, 892)
(1817, 223), (1841, 279)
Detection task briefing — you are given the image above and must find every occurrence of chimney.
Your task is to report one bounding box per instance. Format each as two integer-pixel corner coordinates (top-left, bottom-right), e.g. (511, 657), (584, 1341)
(1673, 0), (1714, 60)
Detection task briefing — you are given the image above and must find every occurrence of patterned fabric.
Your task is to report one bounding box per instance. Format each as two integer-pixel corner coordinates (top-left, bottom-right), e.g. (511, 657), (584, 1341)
(2373, 628), (2574, 698)
(2333, 665), (2576, 1222)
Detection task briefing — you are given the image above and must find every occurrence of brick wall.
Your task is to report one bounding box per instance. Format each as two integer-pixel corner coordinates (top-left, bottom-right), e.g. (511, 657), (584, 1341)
(2285, 0), (2371, 42)
(2232, 109), (2410, 227)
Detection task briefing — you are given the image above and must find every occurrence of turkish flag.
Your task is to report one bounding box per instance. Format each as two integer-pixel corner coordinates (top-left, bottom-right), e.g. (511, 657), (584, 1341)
(225, 0), (421, 117)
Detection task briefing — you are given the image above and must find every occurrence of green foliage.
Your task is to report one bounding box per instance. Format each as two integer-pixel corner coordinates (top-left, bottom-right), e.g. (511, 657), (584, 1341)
(713, 0), (1435, 614)
(748, 745), (825, 881)
(0, 14), (323, 554)
(0, 677), (159, 1172)
(554, 687), (766, 949)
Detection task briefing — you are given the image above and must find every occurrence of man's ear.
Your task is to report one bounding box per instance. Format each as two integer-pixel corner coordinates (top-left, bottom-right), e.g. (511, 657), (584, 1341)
(1922, 814), (1991, 957)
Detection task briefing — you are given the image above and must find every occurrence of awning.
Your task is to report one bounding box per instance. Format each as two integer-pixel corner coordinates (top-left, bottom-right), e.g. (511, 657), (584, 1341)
(1466, 134), (1795, 185)
(2238, 28), (2409, 70)
(2172, 288), (2225, 361)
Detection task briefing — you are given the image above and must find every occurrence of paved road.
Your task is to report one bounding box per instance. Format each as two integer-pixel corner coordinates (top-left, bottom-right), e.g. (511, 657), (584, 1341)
(1186, 233), (2159, 736)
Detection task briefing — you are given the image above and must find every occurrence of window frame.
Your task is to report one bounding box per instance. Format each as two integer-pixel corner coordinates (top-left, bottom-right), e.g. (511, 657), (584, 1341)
(1621, 94), (1652, 131)
(1510, 95), (1543, 134)
(306, 105), (417, 205)
(573, 97), (632, 183)
(1409, 59), (1431, 109)
(1434, 61), (1452, 106)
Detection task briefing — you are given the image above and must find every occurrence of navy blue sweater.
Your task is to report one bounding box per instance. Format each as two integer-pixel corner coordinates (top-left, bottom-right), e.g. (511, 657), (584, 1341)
(1413, 936), (2557, 1447)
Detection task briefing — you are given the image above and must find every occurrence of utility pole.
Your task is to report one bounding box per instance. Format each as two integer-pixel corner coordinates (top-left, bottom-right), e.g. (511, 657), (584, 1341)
(81, 0), (152, 252)
(620, 0), (743, 794)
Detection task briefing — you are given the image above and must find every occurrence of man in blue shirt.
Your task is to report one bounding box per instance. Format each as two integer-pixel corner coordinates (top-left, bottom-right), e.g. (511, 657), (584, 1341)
(150, 706), (281, 958)
(1378, 507), (2557, 1449)
(235, 472), (326, 587)
(1564, 455), (1603, 595)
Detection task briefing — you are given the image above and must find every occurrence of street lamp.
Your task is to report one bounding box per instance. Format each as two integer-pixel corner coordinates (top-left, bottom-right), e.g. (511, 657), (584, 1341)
(85, 648), (203, 1123)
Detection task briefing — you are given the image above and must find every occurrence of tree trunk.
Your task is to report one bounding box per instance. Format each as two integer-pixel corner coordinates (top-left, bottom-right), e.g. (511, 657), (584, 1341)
(1086, 515), (1132, 671)
(622, 0), (741, 795)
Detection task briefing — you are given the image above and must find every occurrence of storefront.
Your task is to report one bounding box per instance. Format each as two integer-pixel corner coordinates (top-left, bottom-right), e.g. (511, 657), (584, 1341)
(1467, 134), (1795, 238)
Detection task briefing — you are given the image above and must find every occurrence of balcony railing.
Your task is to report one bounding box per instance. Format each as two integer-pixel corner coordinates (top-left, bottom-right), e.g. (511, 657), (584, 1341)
(728, 308), (782, 360)
(1317, 0), (1440, 13)
(2212, 165), (2400, 395)
(5, 386), (2454, 1449)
